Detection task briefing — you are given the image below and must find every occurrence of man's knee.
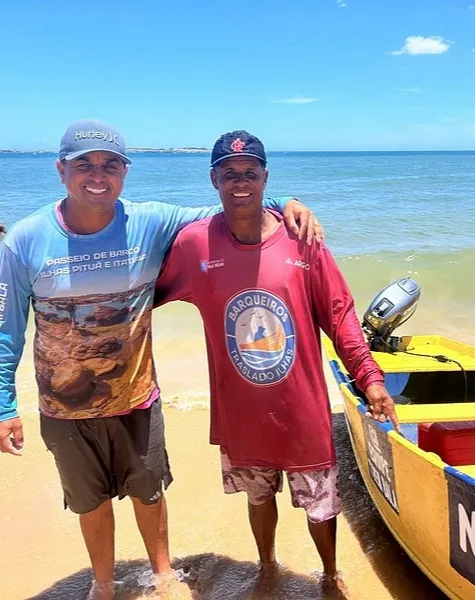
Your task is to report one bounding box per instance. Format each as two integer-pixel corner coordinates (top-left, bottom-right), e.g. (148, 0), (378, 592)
(79, 498), (114, 518)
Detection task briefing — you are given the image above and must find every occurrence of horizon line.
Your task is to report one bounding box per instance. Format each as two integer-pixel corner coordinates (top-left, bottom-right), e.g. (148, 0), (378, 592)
(1, 148), (475, 154)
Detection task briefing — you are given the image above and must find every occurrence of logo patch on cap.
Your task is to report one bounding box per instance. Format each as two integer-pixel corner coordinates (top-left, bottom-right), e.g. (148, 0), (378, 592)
(74, 130), (120, 146)
(230, 138), (245, 153)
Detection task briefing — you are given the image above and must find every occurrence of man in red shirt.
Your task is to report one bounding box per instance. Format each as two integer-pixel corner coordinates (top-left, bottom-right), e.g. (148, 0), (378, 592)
(155, 131), (399, 591)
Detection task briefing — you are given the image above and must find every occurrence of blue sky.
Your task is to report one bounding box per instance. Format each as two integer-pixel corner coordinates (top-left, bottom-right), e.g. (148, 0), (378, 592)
(1, 0), (474, 151)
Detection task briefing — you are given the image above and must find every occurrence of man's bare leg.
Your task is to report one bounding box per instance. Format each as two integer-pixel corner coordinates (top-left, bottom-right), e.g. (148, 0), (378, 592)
(308, 517), (350, 598)
(248, 497), (279, 575)
(79, 500), (115, 600)
(131, 494), (172, 576)
(307, 516), (337, 576)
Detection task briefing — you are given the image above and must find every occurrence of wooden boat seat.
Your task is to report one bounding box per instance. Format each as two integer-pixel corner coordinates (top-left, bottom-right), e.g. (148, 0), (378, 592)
(396, 402), (475, 424)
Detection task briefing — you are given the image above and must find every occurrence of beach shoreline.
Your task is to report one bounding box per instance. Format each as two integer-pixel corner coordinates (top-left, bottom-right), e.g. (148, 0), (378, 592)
(0, 302), (454, 599)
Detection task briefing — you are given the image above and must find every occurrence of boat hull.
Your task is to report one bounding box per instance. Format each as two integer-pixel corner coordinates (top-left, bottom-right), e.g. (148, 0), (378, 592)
(324, 337), (475, 600)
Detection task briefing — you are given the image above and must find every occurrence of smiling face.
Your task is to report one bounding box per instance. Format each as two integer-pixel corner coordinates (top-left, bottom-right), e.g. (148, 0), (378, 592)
(210, 156), (268, 215)
(56, 151), (128, 211)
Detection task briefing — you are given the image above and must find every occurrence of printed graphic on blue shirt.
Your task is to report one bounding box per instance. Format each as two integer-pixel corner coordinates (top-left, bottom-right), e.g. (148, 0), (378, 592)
(34, 281), (155, 418)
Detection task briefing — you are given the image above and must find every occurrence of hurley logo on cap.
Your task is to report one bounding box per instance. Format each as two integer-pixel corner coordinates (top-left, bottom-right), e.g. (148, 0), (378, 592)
(74, 130), (120, 146)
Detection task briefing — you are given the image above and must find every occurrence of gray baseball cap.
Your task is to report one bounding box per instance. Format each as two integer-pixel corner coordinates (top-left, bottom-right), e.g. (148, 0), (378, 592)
(58, 118), (131, 164)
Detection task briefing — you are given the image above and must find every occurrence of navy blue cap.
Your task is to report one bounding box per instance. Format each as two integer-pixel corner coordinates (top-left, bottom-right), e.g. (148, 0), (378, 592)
(211, 130), (267, 168)
(59, 119), (131, 164)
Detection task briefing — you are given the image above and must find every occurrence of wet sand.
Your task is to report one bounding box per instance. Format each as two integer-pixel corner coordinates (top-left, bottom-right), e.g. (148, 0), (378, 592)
(1, 303), (451, 599)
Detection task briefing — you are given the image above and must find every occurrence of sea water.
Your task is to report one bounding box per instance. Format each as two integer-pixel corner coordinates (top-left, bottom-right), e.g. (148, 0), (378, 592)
(2, 150), (474, 339)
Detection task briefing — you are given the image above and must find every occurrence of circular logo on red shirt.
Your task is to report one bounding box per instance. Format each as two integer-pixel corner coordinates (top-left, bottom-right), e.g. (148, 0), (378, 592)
(224, 289), (296, 386)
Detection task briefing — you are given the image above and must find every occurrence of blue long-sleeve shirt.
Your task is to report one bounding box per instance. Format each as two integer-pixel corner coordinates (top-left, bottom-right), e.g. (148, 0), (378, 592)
(0, 196), (290, 421)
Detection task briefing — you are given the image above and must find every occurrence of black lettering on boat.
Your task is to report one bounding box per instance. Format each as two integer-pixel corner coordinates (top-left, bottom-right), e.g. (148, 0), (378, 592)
(362, 417), (399, 513)
(446, 469), (475, 585)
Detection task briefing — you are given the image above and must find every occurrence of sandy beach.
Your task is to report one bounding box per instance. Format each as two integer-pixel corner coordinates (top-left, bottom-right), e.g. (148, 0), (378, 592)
(1, 303), (449, 600)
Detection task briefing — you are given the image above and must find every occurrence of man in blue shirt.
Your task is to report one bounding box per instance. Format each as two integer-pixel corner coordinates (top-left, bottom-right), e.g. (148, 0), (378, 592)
(0, 119), (320, 599)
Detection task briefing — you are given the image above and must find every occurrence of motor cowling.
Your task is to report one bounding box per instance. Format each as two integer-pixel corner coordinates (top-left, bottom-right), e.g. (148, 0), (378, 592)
(362, 277), (421, 352)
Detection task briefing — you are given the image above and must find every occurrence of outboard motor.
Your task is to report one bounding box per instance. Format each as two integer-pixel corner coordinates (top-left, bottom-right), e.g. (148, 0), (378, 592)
(362, 278), (421, 352)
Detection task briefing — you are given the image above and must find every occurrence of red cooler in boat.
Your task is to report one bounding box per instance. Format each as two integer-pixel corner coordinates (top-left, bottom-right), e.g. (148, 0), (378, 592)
(418, 421), (475, 466)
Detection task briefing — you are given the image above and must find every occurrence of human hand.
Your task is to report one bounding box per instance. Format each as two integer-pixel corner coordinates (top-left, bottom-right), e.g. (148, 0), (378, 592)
(364, 384), (400, 434)
(0, 417), (24, 456)
(283, 199), (324, 245)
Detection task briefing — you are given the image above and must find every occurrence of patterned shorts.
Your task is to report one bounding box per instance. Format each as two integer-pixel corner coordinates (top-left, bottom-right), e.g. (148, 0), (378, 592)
(221, 453), (341, 523)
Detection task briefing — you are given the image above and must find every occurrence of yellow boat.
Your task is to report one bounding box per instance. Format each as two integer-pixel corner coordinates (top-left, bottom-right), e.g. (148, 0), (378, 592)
(324, 280), (475, 600)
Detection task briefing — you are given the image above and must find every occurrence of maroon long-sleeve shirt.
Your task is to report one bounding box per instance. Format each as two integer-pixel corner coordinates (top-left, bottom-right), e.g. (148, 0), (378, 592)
(155, 212), (384, 471)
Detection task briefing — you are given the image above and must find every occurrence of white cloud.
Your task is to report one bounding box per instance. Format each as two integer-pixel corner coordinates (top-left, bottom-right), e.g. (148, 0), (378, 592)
(336, 0), (347, 7)
(391, 35), (451, 56)
(393, 86), (421, 93)
(270, 96), (317, 104)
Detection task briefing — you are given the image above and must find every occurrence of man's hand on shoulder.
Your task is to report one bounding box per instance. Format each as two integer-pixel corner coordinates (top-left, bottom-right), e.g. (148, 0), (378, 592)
(283, 199), (324, 246)
(0, 417), (24, 456)
(364, 384), (401, 434)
